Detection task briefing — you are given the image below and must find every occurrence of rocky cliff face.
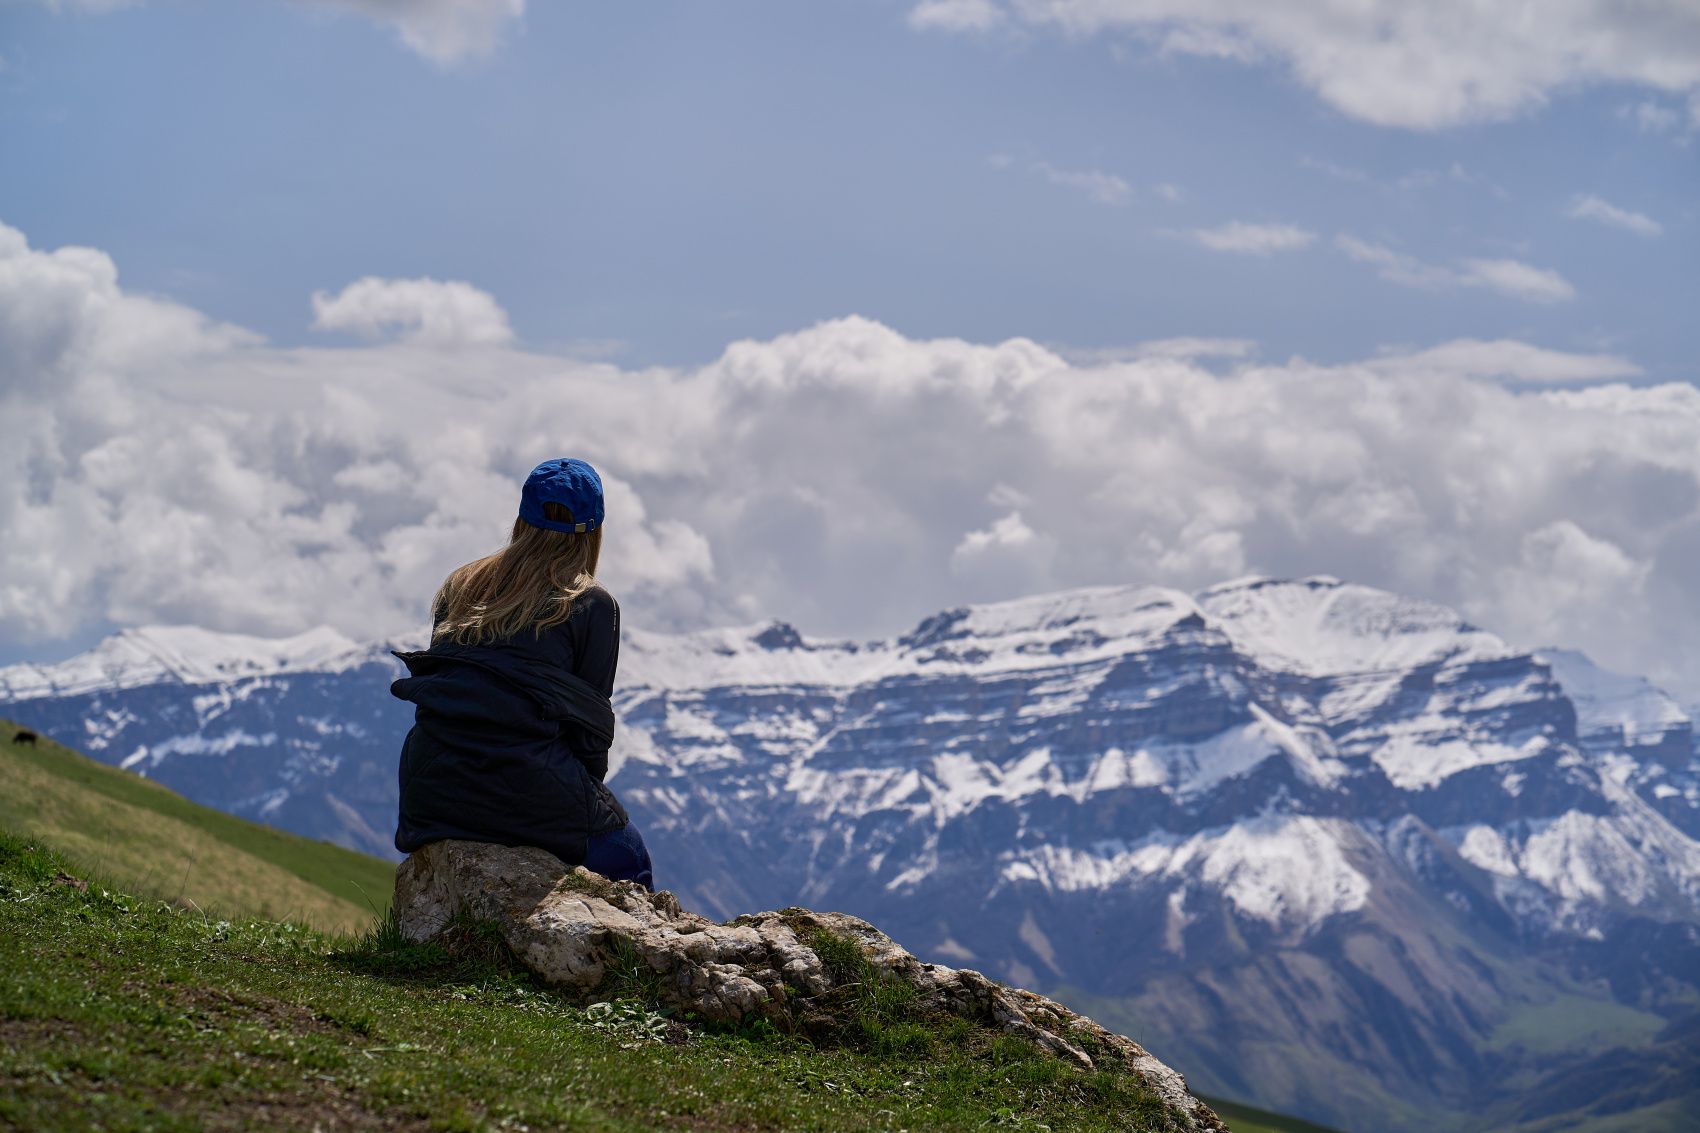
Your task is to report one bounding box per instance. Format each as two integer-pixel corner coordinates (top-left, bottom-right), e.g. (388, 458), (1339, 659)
(5, 576), (1698, 1132)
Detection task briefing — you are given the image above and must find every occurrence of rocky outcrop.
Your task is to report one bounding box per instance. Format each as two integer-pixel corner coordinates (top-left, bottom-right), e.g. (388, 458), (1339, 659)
(394, 839), (1229, 1132)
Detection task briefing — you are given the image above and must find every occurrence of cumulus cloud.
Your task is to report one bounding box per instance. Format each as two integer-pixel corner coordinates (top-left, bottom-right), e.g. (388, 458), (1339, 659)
(951, 511), (1059, 600)
(8, 217), (1700, 701)
(302, 0), (523, 63)
(1566, 194), (1664, 237)
(0, 225), (255, 397)
(1188, 222), (1315, 255)
(310, 276), (514, 347)
(911, 1), (1700, 129)
(1336, 236), (1576, 303)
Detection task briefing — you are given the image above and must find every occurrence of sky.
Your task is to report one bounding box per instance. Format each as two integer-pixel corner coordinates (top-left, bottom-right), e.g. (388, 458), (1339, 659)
(2, 0), (1699, 696)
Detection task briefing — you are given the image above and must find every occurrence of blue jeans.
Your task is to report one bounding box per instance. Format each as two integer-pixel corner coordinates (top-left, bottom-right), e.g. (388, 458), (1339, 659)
(583, 822), (654, 891)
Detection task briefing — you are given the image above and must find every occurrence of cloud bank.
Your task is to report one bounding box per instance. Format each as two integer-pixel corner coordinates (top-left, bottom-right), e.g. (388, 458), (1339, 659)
(5, 219), (1700, 701)
(910, 1), (1700, 129)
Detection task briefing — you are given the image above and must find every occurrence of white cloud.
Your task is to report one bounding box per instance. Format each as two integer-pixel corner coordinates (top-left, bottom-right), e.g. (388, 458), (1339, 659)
(956, 510), (1038, 556)
(1566, 194), (1663, 237)
(9, 217), (1700, 700)
(914, 1), (1700, 129)
(1456, 259), (1577, 304)
(1188, 222), (1315, 255)
(1336, 236), (1576, 304)
(1153, 182), (1184, 203)
(951, 511), (1058, 600)
(304, 0), (523, 63)
(0, 225), (255, 397)
(1500, 521), (1650, 655)
(994, 157), (1132, 205)
(909, 0), (1005, 33)
(1335, 235), (1453, 289)
(1366, 339), (1641, 385)
(1033, 161), (1132, 205)
(311, 276), (514, 347)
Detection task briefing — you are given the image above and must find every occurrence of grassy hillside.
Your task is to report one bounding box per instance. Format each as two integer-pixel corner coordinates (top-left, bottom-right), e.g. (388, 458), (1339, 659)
(0, 829), (1238, 1132)
(0, 719), (393, 933)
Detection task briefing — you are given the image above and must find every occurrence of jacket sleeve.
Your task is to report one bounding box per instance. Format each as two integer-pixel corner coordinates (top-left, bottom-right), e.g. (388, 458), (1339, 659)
(569, 589), (621, 781)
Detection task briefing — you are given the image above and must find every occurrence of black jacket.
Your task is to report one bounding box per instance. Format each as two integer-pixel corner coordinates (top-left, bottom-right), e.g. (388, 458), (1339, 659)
(391, 585), (627, 865)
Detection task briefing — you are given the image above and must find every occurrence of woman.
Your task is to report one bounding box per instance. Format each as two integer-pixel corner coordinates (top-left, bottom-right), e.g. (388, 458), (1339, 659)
(390, 457), (653, 889)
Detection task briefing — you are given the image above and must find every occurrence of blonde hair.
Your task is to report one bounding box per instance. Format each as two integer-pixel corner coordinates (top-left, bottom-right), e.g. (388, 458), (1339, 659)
(431, 501), (603, 645)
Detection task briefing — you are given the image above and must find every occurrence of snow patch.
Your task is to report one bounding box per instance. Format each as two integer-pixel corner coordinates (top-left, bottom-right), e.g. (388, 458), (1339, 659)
(1540, 647), (1689, 745)
(997, 817), (1370, 933)
(1371, 732), (1551, 791)
(0, 625), (369, 701)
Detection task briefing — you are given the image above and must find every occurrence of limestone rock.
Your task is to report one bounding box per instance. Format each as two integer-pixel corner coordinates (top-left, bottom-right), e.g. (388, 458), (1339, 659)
(394, 839), (1229, 1131)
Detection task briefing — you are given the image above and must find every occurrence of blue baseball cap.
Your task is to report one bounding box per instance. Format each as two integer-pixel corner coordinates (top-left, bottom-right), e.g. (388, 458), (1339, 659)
(518, 458), (605, 533)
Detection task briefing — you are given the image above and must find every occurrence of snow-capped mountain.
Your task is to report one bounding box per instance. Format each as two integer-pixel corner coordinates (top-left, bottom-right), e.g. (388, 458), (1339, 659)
(3, 576), (1698, 1133)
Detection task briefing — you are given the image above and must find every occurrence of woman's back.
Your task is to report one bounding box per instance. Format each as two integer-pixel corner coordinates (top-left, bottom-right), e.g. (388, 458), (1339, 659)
(389, 460), (650, 887)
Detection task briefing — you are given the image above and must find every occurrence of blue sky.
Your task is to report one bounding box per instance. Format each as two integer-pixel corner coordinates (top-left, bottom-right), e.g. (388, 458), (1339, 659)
(4, 0), (1700, 695)
(4, 1), (1694, 375)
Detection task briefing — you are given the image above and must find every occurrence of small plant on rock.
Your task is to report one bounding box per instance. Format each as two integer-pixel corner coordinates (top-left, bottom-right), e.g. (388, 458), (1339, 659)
(805, 925), (925, 1056)
(596, 936), (668, 1005)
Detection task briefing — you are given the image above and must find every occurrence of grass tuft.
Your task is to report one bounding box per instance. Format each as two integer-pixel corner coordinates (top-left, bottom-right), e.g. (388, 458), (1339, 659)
(595, 935), (669, 1005)
(804, 925), (933, 1058)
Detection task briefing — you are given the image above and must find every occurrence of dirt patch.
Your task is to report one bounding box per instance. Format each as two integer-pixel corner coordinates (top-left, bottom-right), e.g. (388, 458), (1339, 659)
(0, 1016), (90, 1048)
(178, 985), (344, 1035)
(190, 1079), (435, 1132)
(120, 980), (353, 1037)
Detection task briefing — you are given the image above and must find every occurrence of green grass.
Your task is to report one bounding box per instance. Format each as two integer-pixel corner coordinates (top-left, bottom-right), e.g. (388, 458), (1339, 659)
(804, 924), (928, 1051)
(1488, 994), (1668, 1055)
(0, 718), (394, 932)
(0, 830), (1220, 1132)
